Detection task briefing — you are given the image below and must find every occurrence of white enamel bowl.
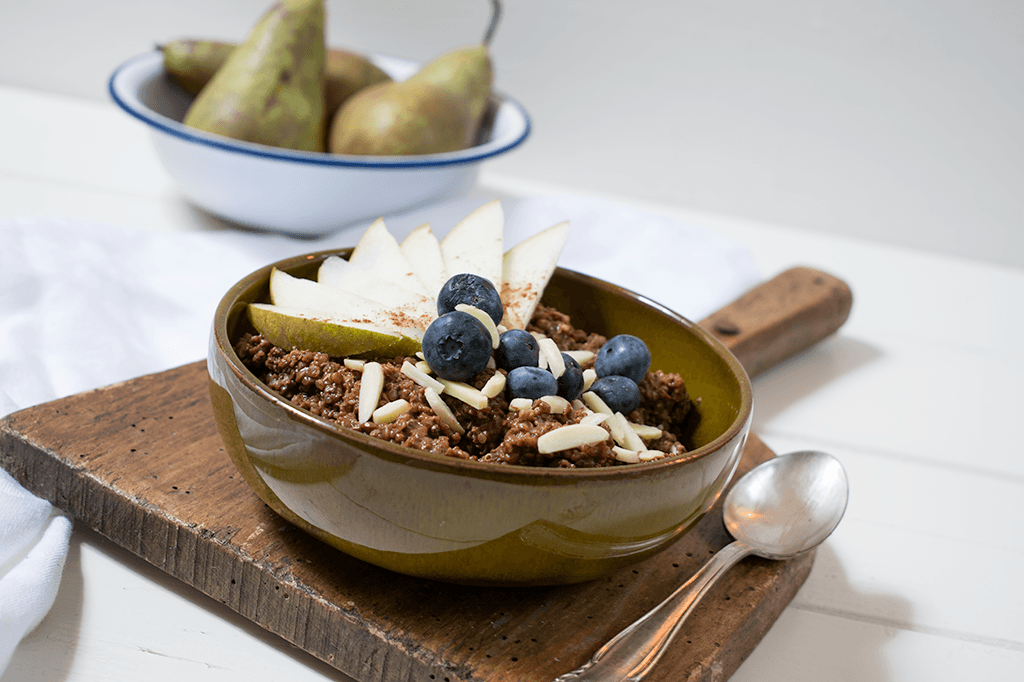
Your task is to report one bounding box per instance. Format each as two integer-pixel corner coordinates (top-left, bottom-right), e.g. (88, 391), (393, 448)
(108, 50), (530, 236)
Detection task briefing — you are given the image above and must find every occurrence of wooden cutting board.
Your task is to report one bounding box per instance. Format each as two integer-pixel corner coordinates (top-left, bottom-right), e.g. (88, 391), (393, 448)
(0, 267), (851, 682)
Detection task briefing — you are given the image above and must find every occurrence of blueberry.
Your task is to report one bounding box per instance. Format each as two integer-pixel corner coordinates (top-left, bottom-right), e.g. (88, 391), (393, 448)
(422, 311), (493, 381)
(590, 375), (641, 414)
(506, 366), (559, 401)
(556, 353), (584, 401)
(595, 334), (651, 384)
(437, 273), (504, 325)
(494, 328), (540, 371)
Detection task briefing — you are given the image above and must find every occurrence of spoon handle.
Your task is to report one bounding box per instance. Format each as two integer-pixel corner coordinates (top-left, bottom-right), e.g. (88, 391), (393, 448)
(552, 541), (754, 682)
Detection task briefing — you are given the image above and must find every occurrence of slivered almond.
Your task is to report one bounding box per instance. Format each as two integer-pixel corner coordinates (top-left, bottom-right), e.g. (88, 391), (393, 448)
(572, 399), (587, 411)
(581, 390), (612, 414)
(415, 360), (433, 374)
(604, 410), (632, 448)
(481, 372), (506, 398)
(357, 362), (384, 422)
(438, 378), (489, 410)
(509, 397), (533, 411)
(424, 388), (464, 434)
(582, 368), (598, 391)
(538, 338), (565, 378)
(401, 360), (445, 394)
(344, 358), (365, 371)
(539, 395), (570, 414)
(372, 399), (411, 424)
(639, 449), (667, 462)
(581, 412), (611, 426)
(610, 412), (647, 451)
(613, 446), (641, 464)
(630, 422), (663, 440)
(455, 303), (500, 349)
(564, 350), (595, 366)
(538, 424), (610, 454)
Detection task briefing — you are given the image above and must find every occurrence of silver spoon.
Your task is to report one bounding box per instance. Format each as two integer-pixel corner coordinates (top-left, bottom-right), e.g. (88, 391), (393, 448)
(554, 450), (849, 682)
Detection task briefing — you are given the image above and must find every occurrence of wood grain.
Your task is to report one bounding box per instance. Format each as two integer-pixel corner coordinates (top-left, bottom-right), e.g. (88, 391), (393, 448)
(701, 266), (853, 378)
(0, 267), (850, 682)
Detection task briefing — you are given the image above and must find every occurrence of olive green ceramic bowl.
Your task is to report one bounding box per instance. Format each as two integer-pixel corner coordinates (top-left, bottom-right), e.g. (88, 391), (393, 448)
(208, 250), (752, 586)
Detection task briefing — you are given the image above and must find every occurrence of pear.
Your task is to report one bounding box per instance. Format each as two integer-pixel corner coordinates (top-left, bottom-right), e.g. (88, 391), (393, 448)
(161, 40), (235, 96)
(439, 199), (505, 288)
(248, 304), (421, 358)
(328, 79), (473, 156)
(162, 38), (391, 116)
(182, 0), (326, 152)
(500, 221), (570, 329)
(328, 0), (501, 155)
(347, 218), (432, 295)
(405, 44), (492, 144)
(317, 255), (437, 319)
(322, 48), (393, 117)
(400, 224), (449, 297)
(244, 199), (571, 360)
(268, 268), (433, 337)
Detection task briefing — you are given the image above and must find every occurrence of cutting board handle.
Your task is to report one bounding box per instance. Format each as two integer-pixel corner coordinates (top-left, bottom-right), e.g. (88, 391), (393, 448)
(699, 267), (853, 378)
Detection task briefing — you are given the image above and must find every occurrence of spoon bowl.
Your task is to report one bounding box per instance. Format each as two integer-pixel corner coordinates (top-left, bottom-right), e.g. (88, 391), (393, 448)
(555, 450), (849, 681)
(725, 449), (850, 559)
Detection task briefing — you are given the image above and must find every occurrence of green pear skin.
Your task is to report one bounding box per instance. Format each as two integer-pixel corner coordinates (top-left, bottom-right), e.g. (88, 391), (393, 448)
(323, 48), (393, 116)
(408, 45), (492, 141)
(328, 80), (473, 156)
(162, 40), (234, 96)
(163, 38), (391, 115)
(247, 304), (421, 358)
(182, 0), (326, 152)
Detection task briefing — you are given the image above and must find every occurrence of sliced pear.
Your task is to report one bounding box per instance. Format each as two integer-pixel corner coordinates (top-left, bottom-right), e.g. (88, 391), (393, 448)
(440, 199), (504, 289)
(269, 268), (431, 339)
(400, 223), (448, 297)
(500, 221), (570, 329)
(317, 255), (436, 319)
(247, 303), (421, 358)
(348, 218), (431, 296)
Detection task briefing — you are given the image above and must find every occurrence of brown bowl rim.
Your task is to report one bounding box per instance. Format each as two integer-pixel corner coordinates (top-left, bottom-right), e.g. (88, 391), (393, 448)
(211, 249), (753, 482)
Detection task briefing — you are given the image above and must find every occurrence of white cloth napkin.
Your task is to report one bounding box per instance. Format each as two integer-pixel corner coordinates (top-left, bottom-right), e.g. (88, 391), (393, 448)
(0, 194), (760, 672)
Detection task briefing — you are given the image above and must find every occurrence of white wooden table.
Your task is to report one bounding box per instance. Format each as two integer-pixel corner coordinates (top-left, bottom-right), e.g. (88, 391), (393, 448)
(1, 84), (1022, 682)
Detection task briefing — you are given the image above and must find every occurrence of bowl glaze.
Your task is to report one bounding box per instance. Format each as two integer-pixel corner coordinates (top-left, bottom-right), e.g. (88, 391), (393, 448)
(108, 50), (530, 236)
(207, 251), (752, 586)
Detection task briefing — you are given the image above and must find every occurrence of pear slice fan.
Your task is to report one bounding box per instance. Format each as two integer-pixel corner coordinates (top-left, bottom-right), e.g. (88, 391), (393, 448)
(246, 200), (570, 359)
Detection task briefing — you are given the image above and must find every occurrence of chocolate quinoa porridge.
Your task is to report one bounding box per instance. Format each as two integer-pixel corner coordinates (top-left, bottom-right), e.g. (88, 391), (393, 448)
(235, 303), (696, 468)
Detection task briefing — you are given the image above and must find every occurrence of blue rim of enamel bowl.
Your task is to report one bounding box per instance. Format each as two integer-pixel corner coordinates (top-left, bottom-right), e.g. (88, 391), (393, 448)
(108, 50), (531, 169)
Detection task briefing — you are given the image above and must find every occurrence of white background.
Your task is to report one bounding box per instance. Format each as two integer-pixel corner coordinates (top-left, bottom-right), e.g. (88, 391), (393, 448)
(1, 2), (1023, 681)
(1, 0), (1021, 267)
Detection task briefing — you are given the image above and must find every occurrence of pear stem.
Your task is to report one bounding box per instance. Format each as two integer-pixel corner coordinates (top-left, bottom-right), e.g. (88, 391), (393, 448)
(482, 0), (502, 46)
